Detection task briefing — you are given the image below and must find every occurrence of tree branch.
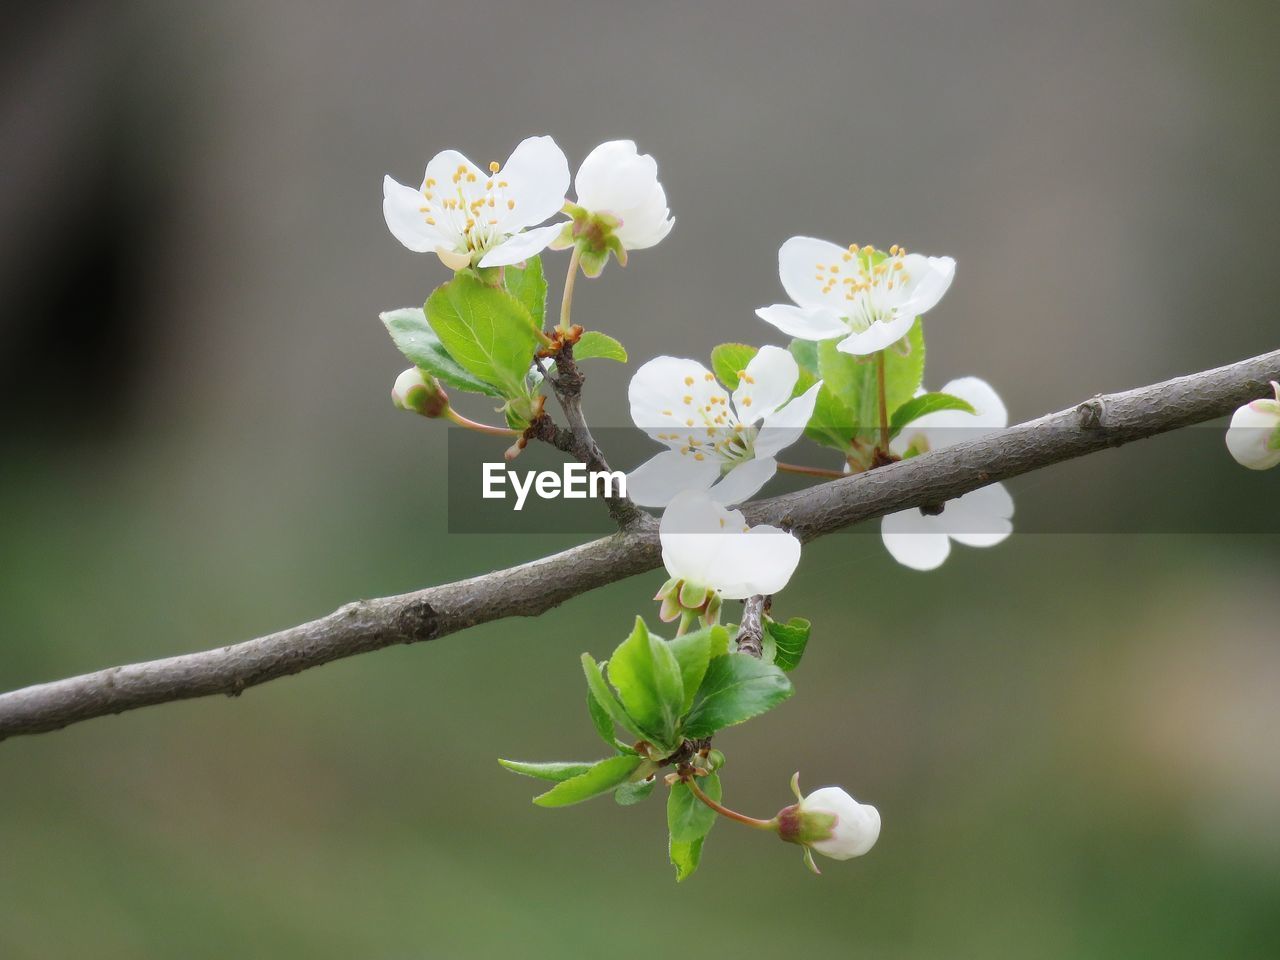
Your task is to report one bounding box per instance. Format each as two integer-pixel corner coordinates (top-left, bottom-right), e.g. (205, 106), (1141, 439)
(1, 348), (1276, 741)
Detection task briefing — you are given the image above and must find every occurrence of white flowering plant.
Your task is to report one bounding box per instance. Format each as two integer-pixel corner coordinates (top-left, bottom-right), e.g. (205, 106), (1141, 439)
(375, 134), (1268, 881)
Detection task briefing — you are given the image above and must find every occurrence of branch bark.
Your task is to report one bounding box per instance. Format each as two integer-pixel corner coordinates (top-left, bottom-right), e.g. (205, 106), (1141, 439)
(1, 348), (1276, 741)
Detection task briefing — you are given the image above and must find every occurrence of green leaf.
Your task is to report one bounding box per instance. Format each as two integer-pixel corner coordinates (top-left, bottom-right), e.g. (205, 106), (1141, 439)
(815, 319), (925, 446)
(667, 774), (721, 843)
(789, 338), (819, 377)
(581, 653), (652, 746)
(615, 778), (657, 806)
(710, 343), (759, 390)
(573, 331), (628, 363)
(889, 391), (976, 438)
(607, 618), (685, 749)
(379, 307), (504, 397)
(762, 616), (810, 672)
(533, 755), (643, 807)
(682, 653), (794, 738)
(504, 256), (547, 328)
(669, 836), (704, 882)
(425, 275), (539, 398)
(498, 759), (595, 782)
(667, 625), (724, 715)
(804, 381), (859, 453)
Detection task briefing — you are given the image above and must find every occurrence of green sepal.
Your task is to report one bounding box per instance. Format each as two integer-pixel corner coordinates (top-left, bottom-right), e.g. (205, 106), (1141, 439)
(710, 343), (759, 390)
(889, 391), (976, 439)
(573, 331), (628, 363)
(424, 274), (539, 399)
(497, 759), (595, 782)
(380, 307), (504, 397)
(532, 755), (644, 807)
(760, 616), (811, 672)
(682, 653), (794, 738)
(503, 256), (548, 328)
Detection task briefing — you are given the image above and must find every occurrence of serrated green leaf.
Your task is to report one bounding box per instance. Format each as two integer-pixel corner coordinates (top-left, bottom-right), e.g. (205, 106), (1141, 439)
(581, 653), (652, 746)
(667, 625), (723, 715)
(710, 343), (759, 390)
(815, 319), (924, 446)
(667, 774), (722, 844)
(804, 381), (859, 453)
(608, 618), (684, 749)
(682, 653), (794, 738)
(379, 307), (504, 397)
(615, 778), (657, 806)
(498, 759), (595, 782)
(585, 690), (638, 756)
(504, 256), (547, 328)
(425, 275), (538, 398)
(762, 616), (810, 672)
(533, 754), (643, 807)
(669, 836), (704, 882)
(889, 391), (976, 438)
(573, 331), (628, 363)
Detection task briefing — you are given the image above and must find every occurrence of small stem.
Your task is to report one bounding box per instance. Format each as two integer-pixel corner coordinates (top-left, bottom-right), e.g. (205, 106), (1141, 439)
(875, 349), (890, 453)
(776, 461), (846, 480)
(685, 775), (776, 831)
(675, 610), (695, 637)
(558, 246), (581, 334)
(446, 408), (520, 437)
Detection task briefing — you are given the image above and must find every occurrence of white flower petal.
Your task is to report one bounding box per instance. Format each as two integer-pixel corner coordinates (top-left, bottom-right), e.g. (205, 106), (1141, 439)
(709, 523), (802, 598)
(383, 175), (450, 252)
(756, 304), (848, 341)
(755, 381), (823, 459)
(659, 492), (801, 597)
(880, 510), (952, 571)
(835, 312), (916, 356)
(497, 135), (571, 230)
(575, 140), (655, 211)
(943, 483), (1015, 547)
(626, 449), (721, 508)
(706, 457), (777, 506)
(898, 254), (955, 317)
(1226, 398), (1280, 470)
(733, 345), (799, 424)
(778, 236), (852, 308)
(629, 356), (731, 446)
(804, 787), (881, 860)
(892, 376), (1009, 457)
(477, 221), (565, 267)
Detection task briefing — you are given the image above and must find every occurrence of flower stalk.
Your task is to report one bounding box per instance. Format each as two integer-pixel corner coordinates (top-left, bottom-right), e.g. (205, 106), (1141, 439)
(684, 774), (776, 831)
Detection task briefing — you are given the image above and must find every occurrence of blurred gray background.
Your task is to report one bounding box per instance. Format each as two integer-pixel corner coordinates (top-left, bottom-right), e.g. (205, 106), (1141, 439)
(1, 2), (1278, 957)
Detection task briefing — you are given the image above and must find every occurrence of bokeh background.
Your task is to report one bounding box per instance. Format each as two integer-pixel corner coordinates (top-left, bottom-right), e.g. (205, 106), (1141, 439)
(2, 1), (1278, 957)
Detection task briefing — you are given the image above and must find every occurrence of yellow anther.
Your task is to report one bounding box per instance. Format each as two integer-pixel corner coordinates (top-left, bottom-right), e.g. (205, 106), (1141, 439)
(848, 243), (859, 253)
(842, 252), (852, 262)
(686, 419), (694, 427)
(499, 180), (509, 188)
(889, 244), (899, 255)
(489, 161), (500, 173)
(683, 396), (693, 404)
(426, 217), (436, 225)
(661, 409), (672, 416)
(456, 164), (467, 174)
(507, 199), (516, 209)
(684, 376), (694, 386)
(425, 178), (437, 188)
(704, 373), (714, 381)
(466, 173), (477, 182)
(486, 179), (494, 190)
(893, 260), (904, 270)
(742, 397), (752, 406)
(695, 453), (705, 461)
(743, 374), (755, 384)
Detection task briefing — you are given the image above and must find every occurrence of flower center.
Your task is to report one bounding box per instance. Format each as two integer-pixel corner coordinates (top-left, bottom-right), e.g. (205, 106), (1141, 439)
(812, 244), (912, 333)
(418, 160), (518, 253)
(654, 373), (756, 465)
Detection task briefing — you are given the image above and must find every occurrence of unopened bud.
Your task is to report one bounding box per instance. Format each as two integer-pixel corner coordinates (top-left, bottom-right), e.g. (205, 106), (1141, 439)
(776, 773), (880, 868)
(391, 368), (449, 418)
(1225, 382), (1280, 471)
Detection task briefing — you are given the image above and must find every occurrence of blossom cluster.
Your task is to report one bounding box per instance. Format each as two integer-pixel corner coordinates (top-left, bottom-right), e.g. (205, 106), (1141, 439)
(379, 133), (1028, 879)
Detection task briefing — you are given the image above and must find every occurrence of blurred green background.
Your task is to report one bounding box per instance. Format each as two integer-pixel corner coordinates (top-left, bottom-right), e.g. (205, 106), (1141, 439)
(2, 2), (1278, 957)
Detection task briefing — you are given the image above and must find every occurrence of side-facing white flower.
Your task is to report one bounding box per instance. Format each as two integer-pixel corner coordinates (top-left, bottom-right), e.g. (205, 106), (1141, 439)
(1225, 381), (1280, 470)
(757, 238), (955, 355)
(773, 773), (880, 873)
(880, 376), (1014, 571)
(659, 491), (801, 599)
(551, 139), (674, 276)
(628, 346), (822, 507)
(383, 135), (569, 270)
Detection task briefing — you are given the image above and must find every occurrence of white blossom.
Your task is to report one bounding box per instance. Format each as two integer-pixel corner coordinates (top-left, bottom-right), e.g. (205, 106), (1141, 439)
(627, 347), (821, 507)
(1225, 382), (1280, 470)
(658, 491), (801, 599)
(565, 140), (674, 252)
(757, 238), (954, 355)
(880, 376), (1013, 571)
(383, 135), (570, 270)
